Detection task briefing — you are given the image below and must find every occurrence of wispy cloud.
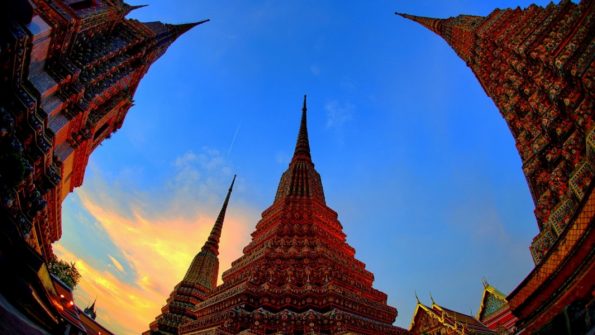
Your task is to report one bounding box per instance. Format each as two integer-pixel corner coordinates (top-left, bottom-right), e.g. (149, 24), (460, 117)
(227, 124), (242, 157)
(108, 255), (125, 273)
(325, 100), (355, 129)
(55, 148), (259, 335)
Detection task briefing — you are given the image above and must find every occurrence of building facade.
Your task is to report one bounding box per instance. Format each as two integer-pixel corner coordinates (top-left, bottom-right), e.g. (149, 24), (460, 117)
(398, 0), (593, 333)
(0, 0), (203, 332)
(1, 0), (205, 261)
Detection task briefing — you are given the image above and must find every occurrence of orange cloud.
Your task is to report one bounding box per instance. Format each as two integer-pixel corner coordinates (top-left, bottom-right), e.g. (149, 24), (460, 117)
(54, 150), (260, 335)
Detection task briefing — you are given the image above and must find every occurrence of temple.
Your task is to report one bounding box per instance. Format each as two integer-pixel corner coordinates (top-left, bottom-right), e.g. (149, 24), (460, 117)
(52, 277), (115, 335)
(169, 96), (407, 334)
(409, 295), (494, 335)
(146, 175), (236, 335)
(0, 0), (205, 332)
(398, 0), (594, 333)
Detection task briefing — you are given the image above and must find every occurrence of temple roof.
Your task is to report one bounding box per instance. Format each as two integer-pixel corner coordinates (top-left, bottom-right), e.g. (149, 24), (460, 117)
(477, 281), (509, 321)
(410, 298), (495, 335)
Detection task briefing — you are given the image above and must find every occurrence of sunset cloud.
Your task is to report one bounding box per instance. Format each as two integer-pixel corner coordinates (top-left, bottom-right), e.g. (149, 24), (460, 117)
(55, 149), (259, 335)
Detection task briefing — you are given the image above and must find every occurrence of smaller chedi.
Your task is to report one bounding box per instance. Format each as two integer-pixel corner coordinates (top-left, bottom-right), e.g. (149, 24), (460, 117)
(146, 176), (236, 334)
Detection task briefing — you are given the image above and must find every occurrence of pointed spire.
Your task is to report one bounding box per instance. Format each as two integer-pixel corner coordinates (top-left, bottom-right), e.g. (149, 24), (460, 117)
(84, 298), (97, 320)
(122, 3), (147, 15)
(396, 12), (485, 62)
(201, 175), (236, 256)
(142, 19), (209, 48)
(396, 12), (444, 35)
(430, 292), (436, 305)
(172, 19), (210, 38)
(292, 94), (312, 162)
(273, 95), (326, 204)
(481, 277), (489, 288)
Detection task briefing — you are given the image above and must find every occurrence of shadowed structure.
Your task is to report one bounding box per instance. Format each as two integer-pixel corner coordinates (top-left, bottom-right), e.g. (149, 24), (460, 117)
(398, 0), (594, 333)
(0, 0), (205, 333)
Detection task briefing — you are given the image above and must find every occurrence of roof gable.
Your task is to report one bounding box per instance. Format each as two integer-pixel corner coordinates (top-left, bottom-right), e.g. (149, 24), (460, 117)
(478, 284), (508, 321)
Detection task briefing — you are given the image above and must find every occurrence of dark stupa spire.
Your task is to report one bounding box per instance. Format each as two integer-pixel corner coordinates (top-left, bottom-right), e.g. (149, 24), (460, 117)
(83, 299), (97, 320)
(122, 3), (147, 15)
(142, 19), (209, 52)
(172, 19), (210, 38)
(201, 175), (236, 256)
(182, 175), (236, 289)
(146, 176), (236, 334)
(293, 94), (311, 161)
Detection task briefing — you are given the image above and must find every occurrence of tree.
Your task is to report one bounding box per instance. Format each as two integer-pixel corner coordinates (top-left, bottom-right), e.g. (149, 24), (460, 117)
(48, 258), (81, 289)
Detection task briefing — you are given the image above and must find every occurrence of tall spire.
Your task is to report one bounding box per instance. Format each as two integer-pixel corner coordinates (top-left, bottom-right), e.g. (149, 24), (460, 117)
(274, 96), (326, 204)
(172, 19), (210, 39)
(396, 12), (485, 62)
(201, 175), (236, 256)
(395, 13), (443, 35)
(122, 3), (147, 16)
(292, 94), (312, 162)
(147, 177), (236, 334)
(142, 19), (209, 51)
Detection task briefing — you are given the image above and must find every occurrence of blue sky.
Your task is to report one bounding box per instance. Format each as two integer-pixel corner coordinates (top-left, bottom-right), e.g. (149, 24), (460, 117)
(55, 1), (557, 333)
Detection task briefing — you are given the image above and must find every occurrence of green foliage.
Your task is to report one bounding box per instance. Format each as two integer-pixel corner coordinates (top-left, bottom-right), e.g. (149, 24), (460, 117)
(48, 258), (81, 289)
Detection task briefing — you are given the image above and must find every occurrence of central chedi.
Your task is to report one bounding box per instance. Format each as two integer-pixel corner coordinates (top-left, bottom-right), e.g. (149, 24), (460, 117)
(161, 96), (404, 334)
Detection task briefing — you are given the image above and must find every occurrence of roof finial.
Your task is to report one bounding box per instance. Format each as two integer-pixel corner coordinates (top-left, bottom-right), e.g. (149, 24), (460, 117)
(430, 291), (436, 305)
(292, 95), (312, 161)
(302, 94), (307, 112)
(201, 175), (236, 255)
(481, 277), (489, 288)
(123, 3), (147, 15)
(174, 19), (210, 37)
(415, 291), (421, 304)
(84, 298), (97, 320)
